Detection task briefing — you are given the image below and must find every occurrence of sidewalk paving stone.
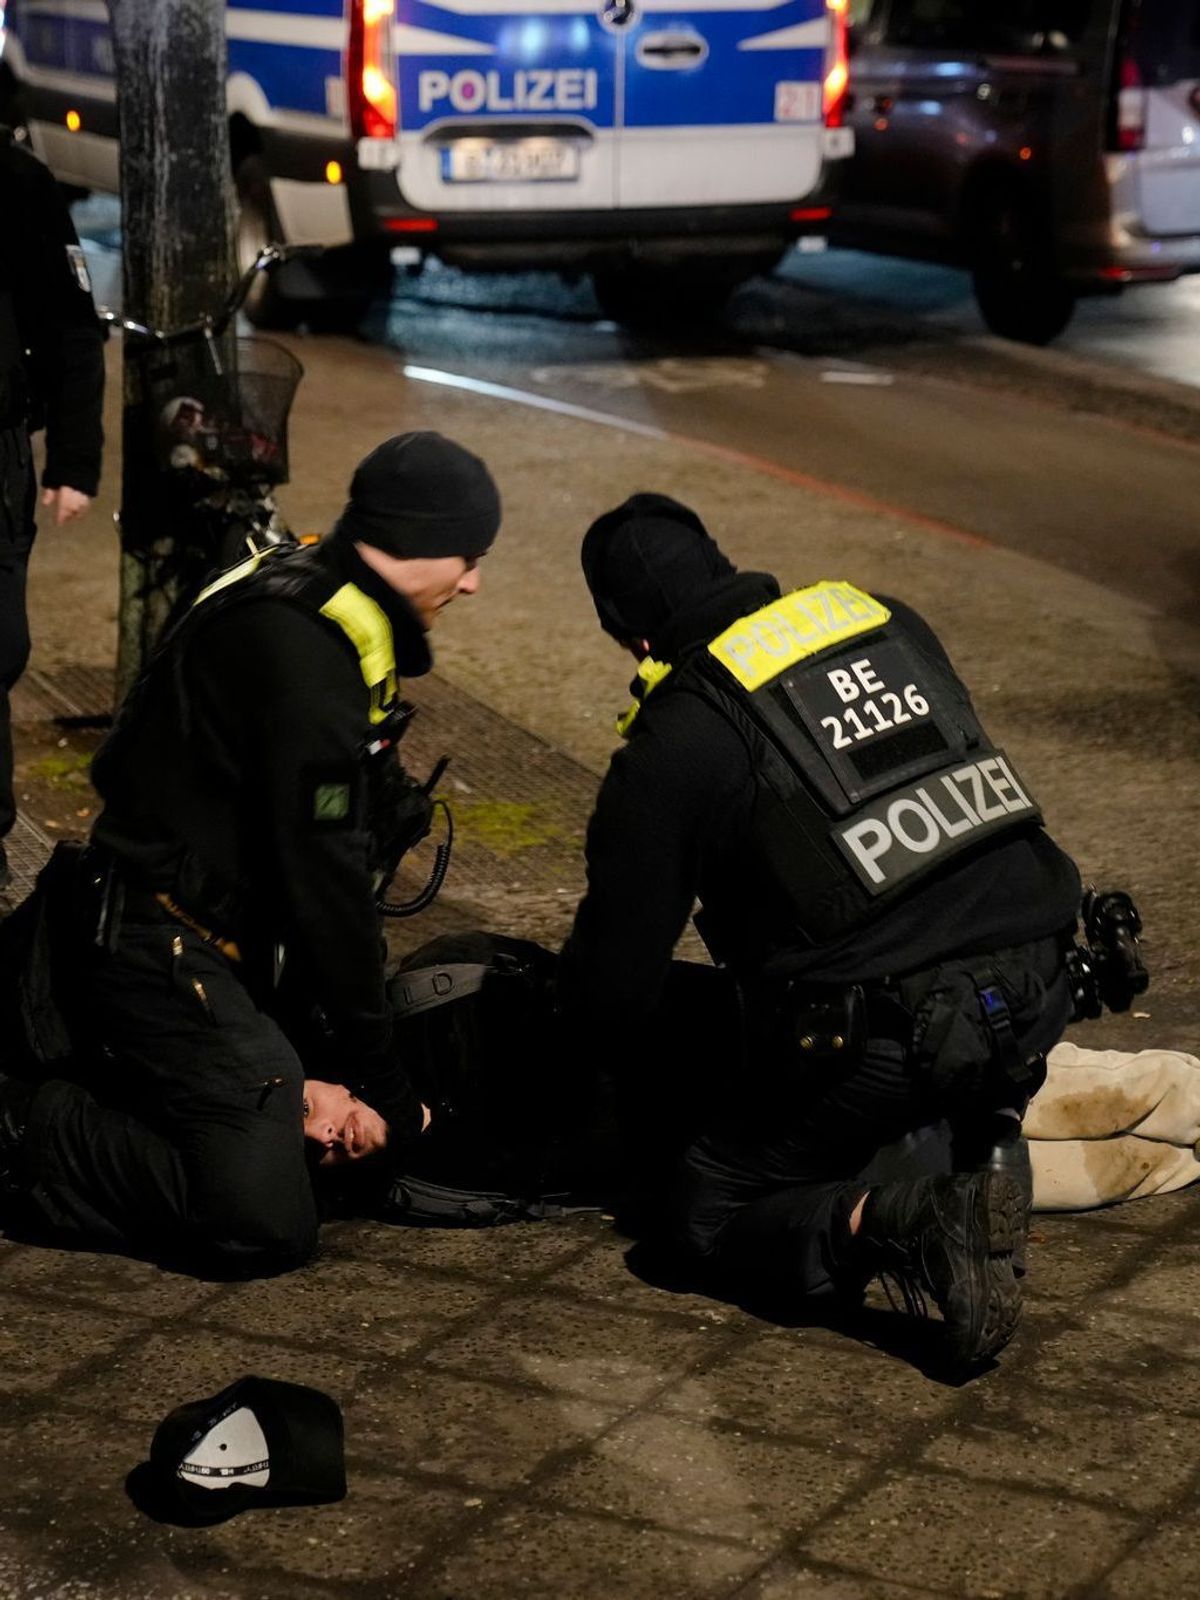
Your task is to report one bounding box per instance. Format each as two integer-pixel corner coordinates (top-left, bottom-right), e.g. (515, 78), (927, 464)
(1095, 1518), (1200, 1600)
(3, 333), (1198, 1596)
(407, 1505), (765, 1600)
(795, 1467), (1141, 1598)
(342, 1366), (618, 1491)
(918, 1383), (1199, 1515)
(201, 1257), (497, 1362)
(656, 1326), (961, 1455)
(421, 1290), (720, 1405)
(541, 1409), (874, 1548)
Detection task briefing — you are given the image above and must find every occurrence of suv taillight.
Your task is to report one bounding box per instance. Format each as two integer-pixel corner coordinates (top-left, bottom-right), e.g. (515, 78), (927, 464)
(824, 0), (849, 128)
(1113, 54), (1146, 151)
(349, 0), (398, 141)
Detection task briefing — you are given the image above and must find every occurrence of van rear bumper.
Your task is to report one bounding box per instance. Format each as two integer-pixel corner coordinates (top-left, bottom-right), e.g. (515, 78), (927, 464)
(1059, 216), (1200, 287)
(354, 168), (836, 269)
(254, 121), (838, 265)
(1058, 154), (1200, 286)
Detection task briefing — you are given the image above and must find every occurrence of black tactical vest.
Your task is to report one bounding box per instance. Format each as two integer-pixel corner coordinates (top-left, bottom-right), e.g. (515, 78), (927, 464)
(626, 580), (1042, 958)
(93, 542), (405, 932)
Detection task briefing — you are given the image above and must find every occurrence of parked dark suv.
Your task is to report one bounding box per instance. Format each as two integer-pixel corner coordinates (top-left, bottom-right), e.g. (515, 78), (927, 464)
(834, 0), (1200, 342)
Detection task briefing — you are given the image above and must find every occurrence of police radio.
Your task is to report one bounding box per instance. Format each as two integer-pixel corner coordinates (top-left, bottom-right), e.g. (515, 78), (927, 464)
(1065, 888), (1149, 1021)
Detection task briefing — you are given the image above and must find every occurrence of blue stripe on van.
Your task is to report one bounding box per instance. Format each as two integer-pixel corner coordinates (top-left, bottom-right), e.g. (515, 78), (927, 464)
(227, 0), (343, 17)
(14, 9), (109, 74)
(229, 38), (343, 115)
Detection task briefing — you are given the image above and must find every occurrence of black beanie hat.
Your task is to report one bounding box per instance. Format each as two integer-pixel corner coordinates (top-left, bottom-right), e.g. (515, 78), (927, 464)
(333, 431), (501, 559)
(581, 493), (736, 644)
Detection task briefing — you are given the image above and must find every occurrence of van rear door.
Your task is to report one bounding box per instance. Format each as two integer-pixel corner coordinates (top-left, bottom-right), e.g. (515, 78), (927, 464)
(393, 0), (619, 213)
(618, 0), (829, 207)
(1125, 0), (1200, 236)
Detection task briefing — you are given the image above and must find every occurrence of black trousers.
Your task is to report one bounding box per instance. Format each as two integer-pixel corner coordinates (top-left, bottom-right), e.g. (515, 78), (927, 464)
(0, 427), (36, 839)
(658, 940), (1073, 1300)
(21, 919), (318, 1275)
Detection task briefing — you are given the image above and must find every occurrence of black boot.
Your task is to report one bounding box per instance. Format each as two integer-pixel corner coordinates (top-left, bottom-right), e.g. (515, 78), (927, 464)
(861, 1171), (1025, 1372)
(955, 1111), (1033, 1276)
(0, 1072), (35, 1197)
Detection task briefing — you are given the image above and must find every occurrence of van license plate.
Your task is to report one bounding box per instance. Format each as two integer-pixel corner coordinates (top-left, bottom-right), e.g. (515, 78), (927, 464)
(442, 140), (580, 183)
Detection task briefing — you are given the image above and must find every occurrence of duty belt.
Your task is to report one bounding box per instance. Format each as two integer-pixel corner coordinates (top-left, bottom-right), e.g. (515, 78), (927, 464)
(117, 883), (242, 963)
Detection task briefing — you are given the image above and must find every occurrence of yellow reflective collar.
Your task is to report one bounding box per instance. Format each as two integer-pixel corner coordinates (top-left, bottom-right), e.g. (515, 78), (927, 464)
(319, 583), (399, 725)
(707, 581), (890, 692)
(617, 656), (673, 738)
(192, 553), (398, 726)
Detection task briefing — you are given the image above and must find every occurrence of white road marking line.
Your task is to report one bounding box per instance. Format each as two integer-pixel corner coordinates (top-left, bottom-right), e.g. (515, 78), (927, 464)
(401, 364), (668, 438)
(820, 369), (896, 385)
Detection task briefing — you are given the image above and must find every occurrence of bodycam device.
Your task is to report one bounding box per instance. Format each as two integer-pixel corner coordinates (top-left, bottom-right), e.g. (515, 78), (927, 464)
(1065, 887), (1149, 1021)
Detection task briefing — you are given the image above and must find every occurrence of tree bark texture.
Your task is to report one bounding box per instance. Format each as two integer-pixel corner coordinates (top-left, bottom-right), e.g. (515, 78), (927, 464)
(110, 0), (236, 695)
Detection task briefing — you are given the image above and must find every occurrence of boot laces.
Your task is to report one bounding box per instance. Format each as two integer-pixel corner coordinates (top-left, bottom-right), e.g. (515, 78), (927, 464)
(879, 1265), (929, 1320)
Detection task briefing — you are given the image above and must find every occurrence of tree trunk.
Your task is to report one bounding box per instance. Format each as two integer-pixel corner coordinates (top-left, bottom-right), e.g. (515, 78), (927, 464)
(109, 0), (236, 698)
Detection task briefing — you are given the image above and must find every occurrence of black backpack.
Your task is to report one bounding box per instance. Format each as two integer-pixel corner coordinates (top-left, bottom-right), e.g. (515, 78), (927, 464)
(381, 932), (613, 1226)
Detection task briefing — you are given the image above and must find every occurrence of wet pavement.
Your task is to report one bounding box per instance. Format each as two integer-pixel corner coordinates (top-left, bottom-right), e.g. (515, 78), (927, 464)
(2, 277), (1199, 1597)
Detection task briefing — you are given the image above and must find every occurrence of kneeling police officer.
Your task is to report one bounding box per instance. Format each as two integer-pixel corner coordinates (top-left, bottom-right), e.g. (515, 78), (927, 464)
(559, 495), (1081, 1372)
(0, 432), (500, 1275)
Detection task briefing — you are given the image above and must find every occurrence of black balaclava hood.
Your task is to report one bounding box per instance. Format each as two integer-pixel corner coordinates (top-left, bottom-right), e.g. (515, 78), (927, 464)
(332, 431), (501, 560)
(581, 493), (736, 645)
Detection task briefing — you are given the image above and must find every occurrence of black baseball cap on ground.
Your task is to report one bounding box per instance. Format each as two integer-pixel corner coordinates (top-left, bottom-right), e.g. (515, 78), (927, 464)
(581, 493), (736, 645)
(332, 431), (501, 560)
(132, 1376), (346, 1526)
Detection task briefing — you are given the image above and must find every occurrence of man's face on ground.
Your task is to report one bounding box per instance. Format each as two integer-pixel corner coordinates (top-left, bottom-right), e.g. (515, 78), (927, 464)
(357, 544), (482, 628)
(302, 1080), (389, 1167)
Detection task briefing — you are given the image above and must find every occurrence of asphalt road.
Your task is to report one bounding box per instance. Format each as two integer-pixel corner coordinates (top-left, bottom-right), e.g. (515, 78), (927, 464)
(376, 261), (1200, 677)
(74, 201), (1200, 673)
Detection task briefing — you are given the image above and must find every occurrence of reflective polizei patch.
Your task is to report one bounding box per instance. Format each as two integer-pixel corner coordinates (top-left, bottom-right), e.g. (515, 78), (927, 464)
(833, 750), (1041, 895)
(178, 1406), (270, 1490)
(707, 582), (891, 693)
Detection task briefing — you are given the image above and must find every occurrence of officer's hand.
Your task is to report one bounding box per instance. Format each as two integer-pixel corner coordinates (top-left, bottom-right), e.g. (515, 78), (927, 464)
(41, 485), (93, 526)
(421, 1102), (433, 1133)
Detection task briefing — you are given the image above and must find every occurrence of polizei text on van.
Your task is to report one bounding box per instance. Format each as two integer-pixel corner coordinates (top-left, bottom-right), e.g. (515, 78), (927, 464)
(418, 70), (600, 115)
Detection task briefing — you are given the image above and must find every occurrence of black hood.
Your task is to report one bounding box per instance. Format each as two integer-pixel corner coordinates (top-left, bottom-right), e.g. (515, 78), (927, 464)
(581, 493), (739, 646)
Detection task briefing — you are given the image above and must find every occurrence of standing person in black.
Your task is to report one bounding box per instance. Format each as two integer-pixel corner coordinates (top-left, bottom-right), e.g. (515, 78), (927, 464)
(559, 494), (1081, 1373)
(0, 432), (500, 1276)
(0, 128), (104, 886)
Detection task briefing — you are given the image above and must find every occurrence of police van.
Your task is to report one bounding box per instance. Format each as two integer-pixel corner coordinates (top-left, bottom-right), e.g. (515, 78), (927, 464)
(0, 0), (854, 326)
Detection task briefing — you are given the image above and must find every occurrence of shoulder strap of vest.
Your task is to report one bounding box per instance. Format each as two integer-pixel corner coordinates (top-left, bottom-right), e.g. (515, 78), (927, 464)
(191, 544), (398, 723)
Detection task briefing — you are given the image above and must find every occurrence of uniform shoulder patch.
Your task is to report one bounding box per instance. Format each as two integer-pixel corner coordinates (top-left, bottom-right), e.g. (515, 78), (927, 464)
(314, 782), (351, 822)
(303, 764), (362, 831)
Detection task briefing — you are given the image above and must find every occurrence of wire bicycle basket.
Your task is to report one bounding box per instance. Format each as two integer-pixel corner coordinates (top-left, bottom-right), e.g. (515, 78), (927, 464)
(139, 334), (303, 489)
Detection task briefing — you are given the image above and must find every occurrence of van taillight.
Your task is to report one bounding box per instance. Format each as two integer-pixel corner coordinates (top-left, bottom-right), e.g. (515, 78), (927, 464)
(1113, 54), (1146, 152)
(349, 0), (398, 141)
(824, 0), (849, 128)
